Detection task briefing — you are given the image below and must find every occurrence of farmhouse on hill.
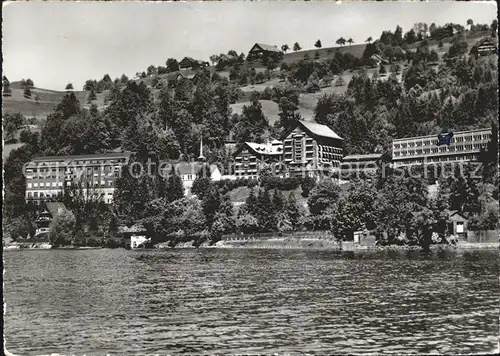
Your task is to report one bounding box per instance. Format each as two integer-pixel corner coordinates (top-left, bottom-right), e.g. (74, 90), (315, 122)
(179, 57), (209, 70)
(470, 37), (497, 58)
(233, 140), (284, 179)
(34, 202), (69, 236)
(247, 43), (283, 61)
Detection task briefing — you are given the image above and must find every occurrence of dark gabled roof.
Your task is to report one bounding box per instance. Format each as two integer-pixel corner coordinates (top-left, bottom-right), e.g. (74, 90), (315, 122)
(475, 37), (497, 47)
(448, 210), (468, 220)
(179, 56), (195, 63)
(232, 141), (283, 158)
(250, 43), (281, 53)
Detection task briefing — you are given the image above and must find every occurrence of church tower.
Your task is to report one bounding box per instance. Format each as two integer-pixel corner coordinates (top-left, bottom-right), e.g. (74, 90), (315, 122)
(197, 137), (206, 162)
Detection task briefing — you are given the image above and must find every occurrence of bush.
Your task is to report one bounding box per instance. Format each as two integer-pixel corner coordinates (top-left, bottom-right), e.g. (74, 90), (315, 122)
(334, 77), (346, 87)
(261, 86), (273, 100)
(49, 210), (76, 247)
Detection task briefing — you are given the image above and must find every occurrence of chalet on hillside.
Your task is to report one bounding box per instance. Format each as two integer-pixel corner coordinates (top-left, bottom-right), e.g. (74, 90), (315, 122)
(369, 54), (389, 66)
(34, 202), (68, 237)
(247, 43), (283, 61)
(447, 210), (468, 238)
(470, 38), (497, 58)
(179, 57), (209, 70)
(233, 140), (284, 179)
(166, 71), (199, 88)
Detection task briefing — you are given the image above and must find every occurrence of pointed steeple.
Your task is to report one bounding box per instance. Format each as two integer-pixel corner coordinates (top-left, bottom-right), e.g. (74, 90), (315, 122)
(198, 136), (206, 162)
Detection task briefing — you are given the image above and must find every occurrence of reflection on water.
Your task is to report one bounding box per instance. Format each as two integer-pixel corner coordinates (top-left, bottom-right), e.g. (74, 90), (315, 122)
(4, 248), (499, 355)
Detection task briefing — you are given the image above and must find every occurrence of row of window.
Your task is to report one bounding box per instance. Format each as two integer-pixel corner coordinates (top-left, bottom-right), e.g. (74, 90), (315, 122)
(26, 191), (114, 198)
(27, 180), (115, 188)
(394, 143), (485, 157)
(393, 133), (491, 149)
(395, 154), (478, 165)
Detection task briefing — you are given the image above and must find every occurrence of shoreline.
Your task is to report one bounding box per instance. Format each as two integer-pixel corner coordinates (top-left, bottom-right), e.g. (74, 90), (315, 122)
(4, 239), (498, 251)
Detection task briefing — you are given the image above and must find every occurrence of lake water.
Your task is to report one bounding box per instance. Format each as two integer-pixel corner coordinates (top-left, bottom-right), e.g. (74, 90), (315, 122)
(3, 248), (499, 355)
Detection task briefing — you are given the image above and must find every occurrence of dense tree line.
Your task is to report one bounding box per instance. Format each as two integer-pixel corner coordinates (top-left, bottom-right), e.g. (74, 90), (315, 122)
(4, 19), (498, 246)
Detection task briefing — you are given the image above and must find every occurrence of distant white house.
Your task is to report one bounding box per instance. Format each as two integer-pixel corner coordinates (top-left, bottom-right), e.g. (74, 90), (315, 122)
(175, 162), (222, 196)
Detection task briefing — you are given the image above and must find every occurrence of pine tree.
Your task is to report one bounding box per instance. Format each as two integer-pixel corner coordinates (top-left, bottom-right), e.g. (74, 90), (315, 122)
(2, 76), (11, 96)
(272, 189), (286, 213)
(165, 166), (184, 203)
(202, 185), (221, 228)
(24, 87), (32, 98)
(88, 88), (97, 103)
(245, 187), (258, 216)
(192, 164), (212, 200)
(257, 188), (273, 232)
(287, 192), (301, 230)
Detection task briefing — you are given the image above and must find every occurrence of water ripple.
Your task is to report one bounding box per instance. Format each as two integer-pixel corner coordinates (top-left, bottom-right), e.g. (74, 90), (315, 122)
(3, 248), (499, 355)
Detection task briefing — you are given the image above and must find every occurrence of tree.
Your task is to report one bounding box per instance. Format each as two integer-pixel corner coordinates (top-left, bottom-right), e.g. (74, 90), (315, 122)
(404, 29), (417, 44)
(191, 165), (212, 200)
(336, 37), (346, 46)
(236, 214), (259, 234)
(25, 78), (34, 88)
(315, 39), (322, 49)
(23, 86), (32, 98)
(147, 65), (157, 76)
(379, 65), (387, 75)
(165, 166), (184, 203)
(83, 79), (97, 91)
(120, 74), (129, 83)
(293, 42), (302, 52)
(202, 185), (222, 228)
(233, 94), (268, 143)
(281, 44), (290, 53)
(428, 50), (439, 63)
(365, 36), (373, 44)
(331, 197), (363, 241)
(347, 38), (354, 46)
(3, 75), (12, 96)
(166, 58), (180, 73)
(65, 83), (74, 91)
(34, 94), (40, 105)
(491, 19), (498, 36)
(308, 179), (340, 216)
(49, 210), (76, 247)
(244, 187), (258, 217)
(87, 88), (97, 103)
(287, 191), (301, 230)
(447, 39), (468, 58)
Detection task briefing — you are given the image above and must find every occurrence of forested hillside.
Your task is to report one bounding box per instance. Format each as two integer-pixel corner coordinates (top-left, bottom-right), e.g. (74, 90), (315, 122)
(3, 19), (498, 247)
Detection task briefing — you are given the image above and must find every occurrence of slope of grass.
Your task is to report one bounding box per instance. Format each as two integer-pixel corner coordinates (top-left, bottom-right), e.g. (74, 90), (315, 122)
(3, 143), (24, 161)
(3, 87), (108, 117)
(282, 43), (367, 64)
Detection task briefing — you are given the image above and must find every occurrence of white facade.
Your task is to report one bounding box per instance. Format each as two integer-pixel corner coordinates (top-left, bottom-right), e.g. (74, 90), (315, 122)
(392, 129), (492, 167)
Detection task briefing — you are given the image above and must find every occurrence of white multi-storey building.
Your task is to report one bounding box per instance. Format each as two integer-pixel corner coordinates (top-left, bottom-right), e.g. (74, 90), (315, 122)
(392, 128), (492, 167)
(24, 152), (131, 204)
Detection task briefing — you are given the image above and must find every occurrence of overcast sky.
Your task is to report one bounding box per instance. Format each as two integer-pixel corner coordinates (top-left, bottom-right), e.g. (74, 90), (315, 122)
(2, 1), (496, 91)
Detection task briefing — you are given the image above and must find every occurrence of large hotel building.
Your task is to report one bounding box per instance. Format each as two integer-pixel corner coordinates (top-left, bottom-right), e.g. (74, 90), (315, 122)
(233, 120), (344, 179)
(392, 128), (492, 167)
(25, 152), (131, 205)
